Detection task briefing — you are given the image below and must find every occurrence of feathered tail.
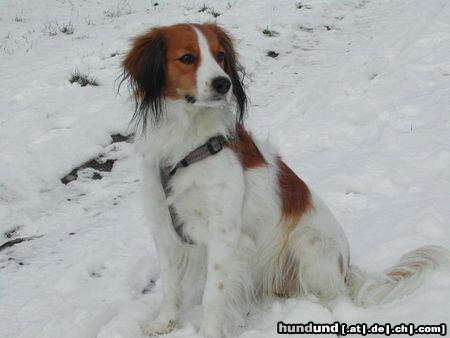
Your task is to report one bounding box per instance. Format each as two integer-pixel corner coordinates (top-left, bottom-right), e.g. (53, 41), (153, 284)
(346, 245), (450, 306)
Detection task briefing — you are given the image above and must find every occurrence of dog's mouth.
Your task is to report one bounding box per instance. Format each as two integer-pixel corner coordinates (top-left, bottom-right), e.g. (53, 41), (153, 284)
(185, 94), (197, 104)
(185, 94), (228, 107)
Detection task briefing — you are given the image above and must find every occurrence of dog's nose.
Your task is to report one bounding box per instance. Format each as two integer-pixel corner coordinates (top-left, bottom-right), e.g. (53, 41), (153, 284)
(212, 76), (231, 95)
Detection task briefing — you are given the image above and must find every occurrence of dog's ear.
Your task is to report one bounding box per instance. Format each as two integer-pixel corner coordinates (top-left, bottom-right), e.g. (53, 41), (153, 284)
(212, 25), (247, 126)
(119, 29), (166, 130)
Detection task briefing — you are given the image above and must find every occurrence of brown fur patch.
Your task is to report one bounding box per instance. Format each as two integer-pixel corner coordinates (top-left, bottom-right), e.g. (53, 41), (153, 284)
(121, 28), (164, 98)
(162, 24), (200, 99)
(278, 158), (311, 228)
(227, 127), (267, 169)
(123, 24), (202, 101)
(277, 158), (312, 257)
(278, 158), (311, 229)
(122, 24), (201, 102)
(386, 261), (425, 281)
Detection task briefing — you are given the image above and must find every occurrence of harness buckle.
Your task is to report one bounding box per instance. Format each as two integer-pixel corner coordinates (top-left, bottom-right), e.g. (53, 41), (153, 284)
(206, 138), (223, 155)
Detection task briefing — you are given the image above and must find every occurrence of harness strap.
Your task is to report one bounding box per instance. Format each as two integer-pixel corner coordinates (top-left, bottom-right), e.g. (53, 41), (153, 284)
(159, 135), (229, 244)
(167, 135), (228, 176)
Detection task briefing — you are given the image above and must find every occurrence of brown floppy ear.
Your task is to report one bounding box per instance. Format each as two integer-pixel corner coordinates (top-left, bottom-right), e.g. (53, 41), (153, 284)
(119, 29), (166, 130)
(211, 25), (247, 126)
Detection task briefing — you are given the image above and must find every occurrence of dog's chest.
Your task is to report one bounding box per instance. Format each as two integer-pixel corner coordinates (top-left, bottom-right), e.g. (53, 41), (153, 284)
(164, 177), (210, 243)
(160, 150), (244, 244)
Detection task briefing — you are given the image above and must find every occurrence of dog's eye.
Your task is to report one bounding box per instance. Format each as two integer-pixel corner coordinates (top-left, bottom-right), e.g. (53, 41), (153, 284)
(179, 54), (196, 64)
(217, 51), (225, 62)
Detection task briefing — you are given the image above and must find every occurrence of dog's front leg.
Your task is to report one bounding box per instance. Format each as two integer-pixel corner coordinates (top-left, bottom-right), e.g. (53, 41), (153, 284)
(200, 223), (241, 338)
(146, 242), (182, 335)
(141, 163), (183, 336)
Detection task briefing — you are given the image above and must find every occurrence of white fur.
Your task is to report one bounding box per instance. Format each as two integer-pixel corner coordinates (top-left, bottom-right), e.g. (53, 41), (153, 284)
(192, 26), (232, 105)
(135, 27), (450, 338)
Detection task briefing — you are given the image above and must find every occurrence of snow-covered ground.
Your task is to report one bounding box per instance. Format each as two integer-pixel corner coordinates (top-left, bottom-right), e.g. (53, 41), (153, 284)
(1, 0), (449, 337)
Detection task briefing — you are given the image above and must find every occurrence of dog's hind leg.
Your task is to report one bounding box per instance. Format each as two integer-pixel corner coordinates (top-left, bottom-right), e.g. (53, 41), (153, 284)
(289, 226), (348, 305)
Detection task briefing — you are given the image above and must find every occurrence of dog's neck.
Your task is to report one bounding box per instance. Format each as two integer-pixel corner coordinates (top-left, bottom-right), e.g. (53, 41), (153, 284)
(136, 99), (236, 167)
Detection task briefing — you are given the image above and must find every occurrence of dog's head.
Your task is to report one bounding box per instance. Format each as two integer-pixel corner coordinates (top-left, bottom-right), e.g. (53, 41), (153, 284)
(120, 23), (247, 130)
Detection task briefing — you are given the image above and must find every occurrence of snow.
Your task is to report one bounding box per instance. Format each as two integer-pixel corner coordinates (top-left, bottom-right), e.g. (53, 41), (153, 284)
(1, 0), (449, 337)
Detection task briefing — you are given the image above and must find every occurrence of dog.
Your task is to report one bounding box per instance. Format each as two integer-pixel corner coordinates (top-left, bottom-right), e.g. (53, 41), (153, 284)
(120, 23), (449, 337)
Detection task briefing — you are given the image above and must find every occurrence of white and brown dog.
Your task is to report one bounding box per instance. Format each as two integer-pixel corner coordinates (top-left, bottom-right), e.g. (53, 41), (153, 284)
(120, 23), (448, 337)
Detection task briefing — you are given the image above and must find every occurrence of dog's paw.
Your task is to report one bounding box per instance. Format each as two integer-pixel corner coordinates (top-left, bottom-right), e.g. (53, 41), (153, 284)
(200, 323), (225, 338)
(141, 319), (176, 336)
